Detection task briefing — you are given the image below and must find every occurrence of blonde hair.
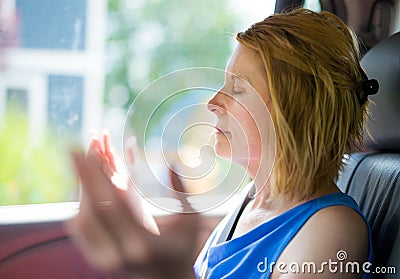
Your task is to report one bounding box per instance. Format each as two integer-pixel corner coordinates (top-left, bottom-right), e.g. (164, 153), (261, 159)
(237, 8), (369, 201)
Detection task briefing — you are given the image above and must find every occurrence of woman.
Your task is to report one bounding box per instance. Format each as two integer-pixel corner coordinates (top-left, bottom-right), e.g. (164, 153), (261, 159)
(68, 8), (377, 279)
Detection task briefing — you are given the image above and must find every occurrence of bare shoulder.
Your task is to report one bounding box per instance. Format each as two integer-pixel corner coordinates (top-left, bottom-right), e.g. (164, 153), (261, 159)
(270, 205), (369, 279)
(304, 205), (369, 246)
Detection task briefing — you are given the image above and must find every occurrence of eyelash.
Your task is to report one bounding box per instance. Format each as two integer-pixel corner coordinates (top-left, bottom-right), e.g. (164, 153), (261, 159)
(233, 83), (246, 95)
(229, 78), (246, 95)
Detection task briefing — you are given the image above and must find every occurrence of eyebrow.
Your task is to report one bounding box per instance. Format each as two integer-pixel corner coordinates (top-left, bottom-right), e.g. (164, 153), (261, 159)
(232, 74), (252, 87)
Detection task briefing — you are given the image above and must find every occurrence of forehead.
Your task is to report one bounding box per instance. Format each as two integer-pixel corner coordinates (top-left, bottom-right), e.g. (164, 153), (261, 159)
(226, 43), (267, 85)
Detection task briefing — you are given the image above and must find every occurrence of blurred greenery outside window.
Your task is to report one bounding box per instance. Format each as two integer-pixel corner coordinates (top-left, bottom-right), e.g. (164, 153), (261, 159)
(0, 0), (275, 206)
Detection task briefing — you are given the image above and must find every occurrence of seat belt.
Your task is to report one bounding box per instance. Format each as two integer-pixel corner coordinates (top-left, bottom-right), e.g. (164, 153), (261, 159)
(215, 182), (255, 244)
(200, 182), (255, 279)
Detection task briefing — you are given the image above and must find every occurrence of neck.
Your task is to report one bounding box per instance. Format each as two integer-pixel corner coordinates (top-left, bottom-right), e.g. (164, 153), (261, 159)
(244, 155), (339, 207)
(249, 174), (339, 210)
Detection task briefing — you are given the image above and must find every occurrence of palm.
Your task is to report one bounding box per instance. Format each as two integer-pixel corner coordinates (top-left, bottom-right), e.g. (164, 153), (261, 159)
(67, 134), (199, 278)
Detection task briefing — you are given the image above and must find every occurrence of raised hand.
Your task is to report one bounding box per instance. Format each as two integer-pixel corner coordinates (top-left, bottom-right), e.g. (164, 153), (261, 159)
(87, 133), (126, 189)
(66, 150), (199, 278)
(86, 132), (159, 235)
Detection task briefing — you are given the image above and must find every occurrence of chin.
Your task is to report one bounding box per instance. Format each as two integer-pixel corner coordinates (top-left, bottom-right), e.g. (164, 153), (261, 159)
(214, 143), (231, 159)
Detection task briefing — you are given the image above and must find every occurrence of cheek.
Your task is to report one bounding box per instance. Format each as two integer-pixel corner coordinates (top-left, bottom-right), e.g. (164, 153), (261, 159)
(245, 123), (262, 157)
(233, 104), (272, 157)
(232, 110), (261, 149)
(234, 105), (260, 138)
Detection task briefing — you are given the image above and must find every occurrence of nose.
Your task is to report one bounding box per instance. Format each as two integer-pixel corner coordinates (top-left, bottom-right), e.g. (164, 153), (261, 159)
(207, 88), (226, 115)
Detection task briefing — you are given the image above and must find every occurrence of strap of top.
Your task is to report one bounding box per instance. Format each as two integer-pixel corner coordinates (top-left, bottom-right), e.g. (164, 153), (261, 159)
(215, 182), (254, 244)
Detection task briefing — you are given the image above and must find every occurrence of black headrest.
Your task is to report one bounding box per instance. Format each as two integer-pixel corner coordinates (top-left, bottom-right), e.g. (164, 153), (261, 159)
(319, 0), (347, 22)
(362, 31), (400, 151)
(359, 0), (394, 52)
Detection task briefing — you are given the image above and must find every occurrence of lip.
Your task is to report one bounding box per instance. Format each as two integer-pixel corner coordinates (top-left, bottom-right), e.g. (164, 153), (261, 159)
(214, 126), (231, 135)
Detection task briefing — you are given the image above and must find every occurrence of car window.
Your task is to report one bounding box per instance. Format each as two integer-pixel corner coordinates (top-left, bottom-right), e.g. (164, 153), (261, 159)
(0, 0), (276, 207)
(303, 0), (322, 12)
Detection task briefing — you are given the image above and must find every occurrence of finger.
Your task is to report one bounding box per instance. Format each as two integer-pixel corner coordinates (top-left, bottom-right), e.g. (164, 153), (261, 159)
(93, 133), (106, 154)
(127, 148), (135, 165)
(88, 135), (97, 154)
(103, 131), (117, 171)
(125, 136), (137, 164)
(88, 138), (115, 179)
(99, 133), (106, 154)
(88, 136), (102, 158)
(102, 160), (116, 181)
(168, 168), (194, 213)
(71, 152), (147, 240)
(71, 152), (110, 202)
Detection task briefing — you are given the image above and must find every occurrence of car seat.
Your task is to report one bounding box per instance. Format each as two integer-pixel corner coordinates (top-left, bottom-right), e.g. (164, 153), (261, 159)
(312, 0), (395, 53)
(337, 31), (400, 279)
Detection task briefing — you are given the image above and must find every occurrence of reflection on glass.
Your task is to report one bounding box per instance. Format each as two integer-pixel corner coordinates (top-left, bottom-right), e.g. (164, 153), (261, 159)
(7, 88), (27, 114)
(0, 0), (275, 205)
(48, 75), (83, 141)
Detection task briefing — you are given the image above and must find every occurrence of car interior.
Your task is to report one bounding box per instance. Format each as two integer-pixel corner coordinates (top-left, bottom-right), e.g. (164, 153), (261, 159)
(336, 29), (400, 278)
(0, 0), (399, 278)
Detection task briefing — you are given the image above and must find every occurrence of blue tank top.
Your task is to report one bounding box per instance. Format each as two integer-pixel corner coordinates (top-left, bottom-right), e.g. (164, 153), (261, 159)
(193, 187), (374, 279)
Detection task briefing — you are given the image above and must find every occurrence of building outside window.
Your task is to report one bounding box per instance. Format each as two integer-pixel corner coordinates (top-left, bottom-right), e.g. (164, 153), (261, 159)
(0, 0), (275, 207)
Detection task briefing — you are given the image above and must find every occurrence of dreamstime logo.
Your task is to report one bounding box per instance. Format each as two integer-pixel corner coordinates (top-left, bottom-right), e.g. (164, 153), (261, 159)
(256, 250), (396, 275)
(336, 250), (347, 261)
(122, 67), (276, 213)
